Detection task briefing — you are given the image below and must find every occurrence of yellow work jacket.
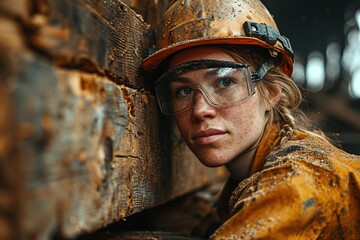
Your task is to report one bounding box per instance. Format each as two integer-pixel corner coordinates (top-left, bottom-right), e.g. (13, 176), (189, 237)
(195, 125), (360, 239)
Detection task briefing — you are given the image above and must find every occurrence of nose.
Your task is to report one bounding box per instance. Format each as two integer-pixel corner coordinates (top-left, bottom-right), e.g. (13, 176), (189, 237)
(191, 89), (217, 121)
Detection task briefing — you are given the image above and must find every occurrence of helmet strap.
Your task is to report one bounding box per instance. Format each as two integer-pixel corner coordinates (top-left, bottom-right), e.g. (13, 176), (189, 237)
(253, 57), (277, 81)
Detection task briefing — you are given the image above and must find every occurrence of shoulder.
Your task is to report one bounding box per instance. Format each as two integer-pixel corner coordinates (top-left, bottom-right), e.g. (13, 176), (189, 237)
(208, 133), (360, 239)
(254, 131), (360, 213)
(263, 131), (360, 175)
(211, 132), (360, 239)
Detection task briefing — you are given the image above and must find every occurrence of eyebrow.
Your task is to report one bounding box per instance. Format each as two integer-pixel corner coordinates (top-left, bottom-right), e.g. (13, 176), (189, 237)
(178, 68), (225, 80)
(171, 76), (192, 83)
(171, 72), (213, 84)
(204, 68), (221, 78)
(170, 67), (236, 84)
(206, 67), (236, 78)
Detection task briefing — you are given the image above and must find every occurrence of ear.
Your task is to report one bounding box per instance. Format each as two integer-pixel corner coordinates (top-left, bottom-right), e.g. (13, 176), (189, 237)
(264, 83), (282, 110)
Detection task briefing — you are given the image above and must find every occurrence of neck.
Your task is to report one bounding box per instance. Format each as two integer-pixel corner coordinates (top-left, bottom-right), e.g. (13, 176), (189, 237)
(225, 127), (266, 181)
(225, 146), (258, 181)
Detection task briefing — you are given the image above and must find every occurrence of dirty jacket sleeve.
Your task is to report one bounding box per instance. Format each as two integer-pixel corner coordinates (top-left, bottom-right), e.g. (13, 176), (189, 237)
(210, 131), (360, 240)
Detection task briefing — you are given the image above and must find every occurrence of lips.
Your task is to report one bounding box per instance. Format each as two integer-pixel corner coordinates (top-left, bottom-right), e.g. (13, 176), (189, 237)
(192, 129), (227, 144)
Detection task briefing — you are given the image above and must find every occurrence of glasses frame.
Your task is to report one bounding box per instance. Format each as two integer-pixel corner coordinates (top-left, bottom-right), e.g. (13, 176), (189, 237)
(155, 59), (272, 115)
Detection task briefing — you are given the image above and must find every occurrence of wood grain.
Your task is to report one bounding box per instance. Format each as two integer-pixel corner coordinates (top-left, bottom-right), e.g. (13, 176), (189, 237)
(0, 1), (227, 238)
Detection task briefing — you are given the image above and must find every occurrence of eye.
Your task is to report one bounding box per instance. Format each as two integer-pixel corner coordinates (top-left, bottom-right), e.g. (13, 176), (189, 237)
(217, 77), (235, 88)
(176, 86), (193, 96)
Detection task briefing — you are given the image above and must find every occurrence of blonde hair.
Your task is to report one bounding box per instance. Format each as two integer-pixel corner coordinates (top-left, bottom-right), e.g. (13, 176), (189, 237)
(223, 45), (327, 144)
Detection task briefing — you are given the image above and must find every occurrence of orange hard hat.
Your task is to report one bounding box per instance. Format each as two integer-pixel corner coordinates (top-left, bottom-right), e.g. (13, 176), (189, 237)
(141, 0), (294, 76)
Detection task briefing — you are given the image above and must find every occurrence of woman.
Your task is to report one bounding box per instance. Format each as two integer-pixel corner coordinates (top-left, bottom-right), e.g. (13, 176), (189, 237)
(141, 0), (360, 239)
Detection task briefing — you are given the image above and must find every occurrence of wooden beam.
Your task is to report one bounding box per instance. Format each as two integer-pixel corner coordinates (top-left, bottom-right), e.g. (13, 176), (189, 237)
(13, 0), (151, 88)
(122, 0), (171, 26)
(0, 0), (29, 20)
(0, 1), (227, 239)
(0, 44), (226, 238)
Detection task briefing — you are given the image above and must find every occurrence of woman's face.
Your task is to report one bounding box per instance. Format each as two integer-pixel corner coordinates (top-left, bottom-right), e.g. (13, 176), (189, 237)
(168, 46), (269, 167)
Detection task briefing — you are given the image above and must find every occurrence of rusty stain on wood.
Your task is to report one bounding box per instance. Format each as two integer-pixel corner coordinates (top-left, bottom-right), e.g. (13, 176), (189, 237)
(25, 0), (150, 88)
(0, 0), (228, 239)
(0, 45), (226, 238)
(121, 88), (136, 118)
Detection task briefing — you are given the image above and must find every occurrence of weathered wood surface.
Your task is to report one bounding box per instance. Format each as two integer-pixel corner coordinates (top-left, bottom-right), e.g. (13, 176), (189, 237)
(2, 0), (151, 88)
(80, 231), (206, 239)
(122, 0), (171, 26)
(0, 0), (227, 239)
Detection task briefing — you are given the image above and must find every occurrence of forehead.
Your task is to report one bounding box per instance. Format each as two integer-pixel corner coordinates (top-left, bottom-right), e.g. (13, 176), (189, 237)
(168, 46), (238, 68)
(172, 68), (234, 84)
(159, 59), (250, 85)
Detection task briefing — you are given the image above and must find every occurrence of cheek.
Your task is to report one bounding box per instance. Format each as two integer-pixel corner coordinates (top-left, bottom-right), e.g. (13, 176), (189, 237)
(227, 97), (267, 131)
(173, 115), (188, 136)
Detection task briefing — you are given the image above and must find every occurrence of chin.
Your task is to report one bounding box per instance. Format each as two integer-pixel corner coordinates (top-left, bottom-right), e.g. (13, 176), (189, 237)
(198, 155), (226, 168)
(189, 146), (230, 167)
(202, 163), (223, 168)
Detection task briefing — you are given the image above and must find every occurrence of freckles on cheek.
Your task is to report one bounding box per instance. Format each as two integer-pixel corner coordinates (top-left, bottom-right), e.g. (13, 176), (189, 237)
(229, 105), (260, 134)
(237, 115), (253, 134)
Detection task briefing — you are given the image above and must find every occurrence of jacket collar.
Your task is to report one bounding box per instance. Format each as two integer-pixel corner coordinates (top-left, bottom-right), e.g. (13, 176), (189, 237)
(249, 123), (282, 176)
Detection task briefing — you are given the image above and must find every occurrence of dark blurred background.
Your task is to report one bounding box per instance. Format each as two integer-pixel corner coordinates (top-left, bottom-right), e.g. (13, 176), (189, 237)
(262, 0), (360, 154)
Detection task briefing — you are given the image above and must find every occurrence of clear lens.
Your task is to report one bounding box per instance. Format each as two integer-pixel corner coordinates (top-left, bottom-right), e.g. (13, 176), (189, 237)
(155, 60), (257, 115)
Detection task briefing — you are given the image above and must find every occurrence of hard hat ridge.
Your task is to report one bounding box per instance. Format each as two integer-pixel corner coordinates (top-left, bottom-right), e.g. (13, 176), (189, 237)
(141, 0), (294, 77)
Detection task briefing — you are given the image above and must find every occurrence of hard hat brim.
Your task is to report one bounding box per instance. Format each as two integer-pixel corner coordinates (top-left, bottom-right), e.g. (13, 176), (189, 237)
(141, 37), (293, 76)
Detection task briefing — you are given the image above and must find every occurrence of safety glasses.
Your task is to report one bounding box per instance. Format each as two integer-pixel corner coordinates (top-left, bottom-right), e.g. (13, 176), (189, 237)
(155, 60), (267, 115)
